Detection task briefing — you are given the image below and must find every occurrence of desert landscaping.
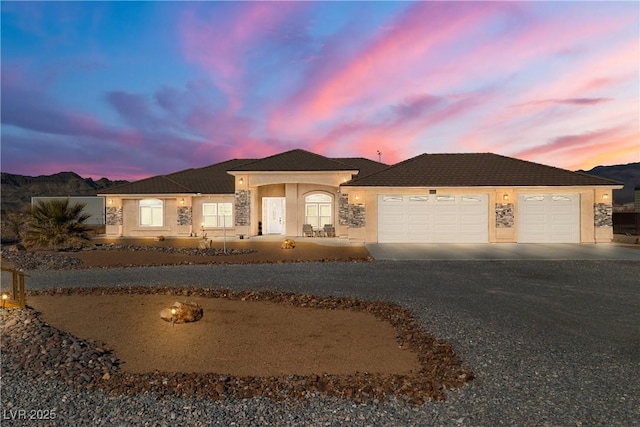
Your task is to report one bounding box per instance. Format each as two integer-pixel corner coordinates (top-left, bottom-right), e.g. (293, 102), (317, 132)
(0, 241), (472, 408)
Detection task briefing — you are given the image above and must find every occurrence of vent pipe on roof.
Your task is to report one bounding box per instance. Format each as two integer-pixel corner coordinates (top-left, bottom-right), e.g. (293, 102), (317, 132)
(377, 150), (382, 162)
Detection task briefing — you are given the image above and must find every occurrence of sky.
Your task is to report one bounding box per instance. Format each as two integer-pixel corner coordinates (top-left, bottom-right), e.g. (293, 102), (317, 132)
(1, 1), (638, 181)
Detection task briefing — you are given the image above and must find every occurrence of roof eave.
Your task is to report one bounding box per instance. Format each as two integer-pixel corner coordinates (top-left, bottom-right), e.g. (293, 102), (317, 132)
(228, 170), (359, 175)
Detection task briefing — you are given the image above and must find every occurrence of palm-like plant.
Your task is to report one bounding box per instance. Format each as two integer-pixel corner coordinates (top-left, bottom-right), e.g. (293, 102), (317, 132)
(24, 199), (92, 250)
(1, 209), (30, 242)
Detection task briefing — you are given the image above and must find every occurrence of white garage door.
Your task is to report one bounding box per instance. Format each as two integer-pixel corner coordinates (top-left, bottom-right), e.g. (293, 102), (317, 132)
(378, 194), (488, 243)
(517, 194), (580, 243)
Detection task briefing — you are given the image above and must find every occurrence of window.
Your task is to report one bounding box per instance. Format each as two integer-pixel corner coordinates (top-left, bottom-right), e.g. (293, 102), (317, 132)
(139, 199), (163, 227)
(383, 195), (403, 202)
(524, 196), (545, 202)
(202, 203), (232, 227)
(409, 196), (429, 202)
(305, 194), (332, 228)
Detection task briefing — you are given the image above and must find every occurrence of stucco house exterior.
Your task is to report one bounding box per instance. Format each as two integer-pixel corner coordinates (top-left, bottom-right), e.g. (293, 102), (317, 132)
(100, 149), (621, 243)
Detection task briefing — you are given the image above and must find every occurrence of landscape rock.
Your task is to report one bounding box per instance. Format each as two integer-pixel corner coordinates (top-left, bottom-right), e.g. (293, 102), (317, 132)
(160, 301), (204, 323)
(0, 245), (257, 271)
(281, 239), (296, 249)
(198, 239), (212, 250)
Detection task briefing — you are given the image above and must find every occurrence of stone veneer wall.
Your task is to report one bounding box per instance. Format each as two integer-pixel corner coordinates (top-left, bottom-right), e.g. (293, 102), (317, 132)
(594, 203), (613, 227)
(105, 207), (122, 226)
(495, 203), (514, 228)
(337, 193), (365, 228)
(338, 194), (349, 226)
(348, 204), (366, 228)
(235, 190), (251, 226)
(177, 206), (192, 226)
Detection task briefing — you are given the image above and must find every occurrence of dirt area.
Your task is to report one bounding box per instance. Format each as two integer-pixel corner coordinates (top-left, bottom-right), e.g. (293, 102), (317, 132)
(27, 294), (420, 376)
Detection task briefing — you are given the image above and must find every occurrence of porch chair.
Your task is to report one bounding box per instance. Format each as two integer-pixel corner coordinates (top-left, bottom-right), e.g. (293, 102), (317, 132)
(323, 224), (335, 237)
(302, 224), (314, 237)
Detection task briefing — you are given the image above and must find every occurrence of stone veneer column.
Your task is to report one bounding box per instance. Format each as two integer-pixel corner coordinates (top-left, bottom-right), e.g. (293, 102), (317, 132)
(594, 203), (613, 227)
(337, 193), (365, 228)
(495, 203), (514, 228)
(235, 190), (251, 226)
(177, 206), (192, 226)
(105, 206), (123, 226)
(348, 204), (366, 228)
(338, 193), (349, 226)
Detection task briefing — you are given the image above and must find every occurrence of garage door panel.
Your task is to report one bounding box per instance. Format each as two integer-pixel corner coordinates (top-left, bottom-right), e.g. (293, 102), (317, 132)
(378, 194), (488, 243)
(518, 194), (579, 243)
(461, 214), (481, 225)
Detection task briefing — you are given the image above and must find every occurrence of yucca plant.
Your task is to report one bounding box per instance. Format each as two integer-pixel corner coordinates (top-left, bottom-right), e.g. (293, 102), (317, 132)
(1, 209), (30, 243)
(24, 199), (92, 251)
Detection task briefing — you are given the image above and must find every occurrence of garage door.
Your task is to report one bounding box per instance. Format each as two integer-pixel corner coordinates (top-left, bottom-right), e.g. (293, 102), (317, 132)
(517, 194), (580, 243)
(378, 194), (488, 243)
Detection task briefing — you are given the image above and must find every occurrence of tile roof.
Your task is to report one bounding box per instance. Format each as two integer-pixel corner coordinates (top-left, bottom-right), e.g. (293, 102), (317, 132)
(102, 151), (620, 196)
(334, 157), (389, 180)
(343, 153), (623, 187)
(101, 153), (386, 196)
(228, 149), (360, 172)
(102, 159), (256, 195)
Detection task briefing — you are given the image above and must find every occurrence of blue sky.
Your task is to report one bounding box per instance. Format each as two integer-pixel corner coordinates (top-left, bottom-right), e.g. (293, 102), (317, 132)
(2, 1), (638, 180)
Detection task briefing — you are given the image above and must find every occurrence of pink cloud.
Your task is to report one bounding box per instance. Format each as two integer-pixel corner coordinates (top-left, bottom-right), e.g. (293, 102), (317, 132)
(451, 36), (639, 155)
(179, 3), (303, 111)
(512, 127), (640, 170)
(269, 2), (507, 136)
(302, 89), (488, 164)
(514, 98), (614, 107)
(514, 127), (624, 158)
(268, 1), (634, 152)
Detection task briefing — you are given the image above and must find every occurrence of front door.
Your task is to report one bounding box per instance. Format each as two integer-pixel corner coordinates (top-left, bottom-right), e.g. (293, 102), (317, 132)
(262, 197), (286, 234)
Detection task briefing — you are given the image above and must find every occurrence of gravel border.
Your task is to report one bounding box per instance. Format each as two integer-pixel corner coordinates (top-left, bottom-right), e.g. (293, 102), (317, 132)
(0, 246), (258, 271)
(3, 287), (472, 405)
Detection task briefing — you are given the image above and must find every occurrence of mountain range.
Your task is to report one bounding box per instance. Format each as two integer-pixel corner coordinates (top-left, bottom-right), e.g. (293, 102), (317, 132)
(578, 162), (640, 205)
(1, 162), (638, 214)
(1, 172), (128, 213)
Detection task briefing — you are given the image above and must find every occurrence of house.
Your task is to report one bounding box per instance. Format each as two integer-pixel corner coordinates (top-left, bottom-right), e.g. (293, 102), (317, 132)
(100, 149), (622, 243)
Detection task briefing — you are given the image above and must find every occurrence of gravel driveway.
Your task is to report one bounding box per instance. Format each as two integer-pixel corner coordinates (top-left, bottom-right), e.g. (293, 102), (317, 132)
(3, 259), (639, 426)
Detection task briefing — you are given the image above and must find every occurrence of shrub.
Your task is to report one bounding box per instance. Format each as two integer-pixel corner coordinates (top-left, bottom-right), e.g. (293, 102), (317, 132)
(1, 209), (30, 243)
(24, 199), (92, 251)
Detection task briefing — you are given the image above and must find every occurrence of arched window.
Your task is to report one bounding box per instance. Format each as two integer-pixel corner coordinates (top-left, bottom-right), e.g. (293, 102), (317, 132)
(139, 199), (163, 227)
(305, 193), (332, 228)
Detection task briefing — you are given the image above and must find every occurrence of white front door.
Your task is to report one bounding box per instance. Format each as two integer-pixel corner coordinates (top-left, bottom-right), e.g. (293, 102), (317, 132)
(263, 197), (286, 235)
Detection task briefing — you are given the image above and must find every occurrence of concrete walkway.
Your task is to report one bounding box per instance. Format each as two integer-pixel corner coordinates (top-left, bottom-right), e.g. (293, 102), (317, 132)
(365, 243), (640, 260)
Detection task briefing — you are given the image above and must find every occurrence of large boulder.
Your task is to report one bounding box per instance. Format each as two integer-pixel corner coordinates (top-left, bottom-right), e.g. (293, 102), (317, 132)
(160, 302), (204, 323)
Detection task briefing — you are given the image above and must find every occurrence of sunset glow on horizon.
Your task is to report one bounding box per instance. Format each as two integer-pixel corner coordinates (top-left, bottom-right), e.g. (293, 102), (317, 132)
(1, 1), (638, 181)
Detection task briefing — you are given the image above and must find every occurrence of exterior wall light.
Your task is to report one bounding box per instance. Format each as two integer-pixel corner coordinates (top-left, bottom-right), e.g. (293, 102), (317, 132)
(180, 198), (185, 205)
(239, 178), (244, 185)
(602, 193), (609, 200)
(108, 198), (113, 205)
(354, 194), (360, 201)
(503, 194), (509, 201)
